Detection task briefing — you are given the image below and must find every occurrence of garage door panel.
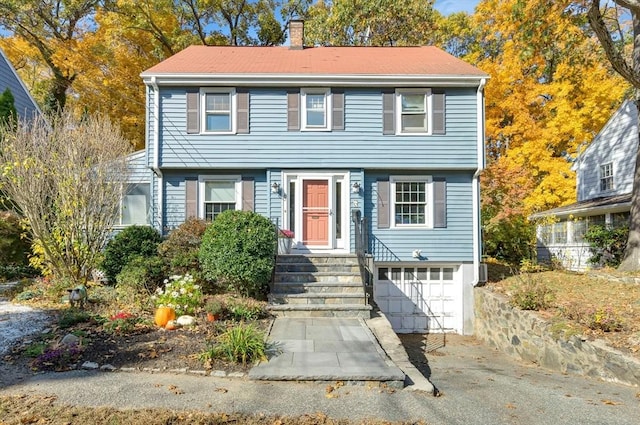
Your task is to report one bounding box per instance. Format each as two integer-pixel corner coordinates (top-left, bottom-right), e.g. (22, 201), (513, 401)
(374, 265), (461, 333)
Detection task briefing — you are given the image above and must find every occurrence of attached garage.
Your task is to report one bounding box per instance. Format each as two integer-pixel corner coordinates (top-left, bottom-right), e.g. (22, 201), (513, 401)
(373, 264), (463, 333)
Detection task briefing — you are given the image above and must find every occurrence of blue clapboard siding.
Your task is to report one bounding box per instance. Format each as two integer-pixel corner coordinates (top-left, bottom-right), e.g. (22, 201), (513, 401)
(0, 49), (40, 120)
(126, 151), (151, 183)
(364, 171), (474, 262)
(151, 88), (479, 170)
(162, 170), (268, 230)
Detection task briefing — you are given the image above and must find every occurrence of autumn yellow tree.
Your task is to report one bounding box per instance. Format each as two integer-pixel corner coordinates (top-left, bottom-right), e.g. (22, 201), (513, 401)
(469, 0), (628, 262)
(0, 0), (101, 113)
(304, 0), (439, 46)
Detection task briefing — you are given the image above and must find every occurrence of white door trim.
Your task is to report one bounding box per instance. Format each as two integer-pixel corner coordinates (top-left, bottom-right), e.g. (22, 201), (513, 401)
(281, 171), (351, 253)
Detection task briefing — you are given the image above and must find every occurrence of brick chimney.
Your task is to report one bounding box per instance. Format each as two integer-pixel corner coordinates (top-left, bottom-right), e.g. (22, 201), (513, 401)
(289, 20), (304, 50)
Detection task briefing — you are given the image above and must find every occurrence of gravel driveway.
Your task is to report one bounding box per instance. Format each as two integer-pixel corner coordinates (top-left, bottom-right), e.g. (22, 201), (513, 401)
(0, 281), (52, 356)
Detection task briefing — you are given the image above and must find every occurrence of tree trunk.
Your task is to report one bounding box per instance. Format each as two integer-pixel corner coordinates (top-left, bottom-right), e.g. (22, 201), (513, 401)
(618, 10), (640, 271)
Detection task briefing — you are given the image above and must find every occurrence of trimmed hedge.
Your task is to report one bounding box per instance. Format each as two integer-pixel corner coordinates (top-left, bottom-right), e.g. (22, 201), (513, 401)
(199, 210), (276, 298)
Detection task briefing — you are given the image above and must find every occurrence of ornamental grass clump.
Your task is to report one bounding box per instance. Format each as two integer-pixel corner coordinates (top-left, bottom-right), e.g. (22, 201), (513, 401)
(152, 274), (203, 316)
(201, 323), (267, 366)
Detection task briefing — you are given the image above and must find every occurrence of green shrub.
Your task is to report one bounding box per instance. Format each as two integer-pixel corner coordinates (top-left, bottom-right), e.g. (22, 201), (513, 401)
(101, 226), (162, 283)
(202, 323), (267, 366)
(509, 274), (555, 310)
(58, 310), (94, 328)
(115, 255), (165, 302)
(584, 224), (628, 268)
(226, 297), (267, 321)
(0, 211), (32, 278)
(158, 218), (208, 275)
(199, 210), (277, 299)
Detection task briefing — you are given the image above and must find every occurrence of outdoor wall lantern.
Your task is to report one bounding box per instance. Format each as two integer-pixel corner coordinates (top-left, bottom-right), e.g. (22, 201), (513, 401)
(351, 182), (361, 194)
(271, 182), (280, 193)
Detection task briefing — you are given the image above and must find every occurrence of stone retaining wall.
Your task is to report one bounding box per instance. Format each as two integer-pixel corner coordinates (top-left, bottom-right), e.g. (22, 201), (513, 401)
(474, 288), (640, 387)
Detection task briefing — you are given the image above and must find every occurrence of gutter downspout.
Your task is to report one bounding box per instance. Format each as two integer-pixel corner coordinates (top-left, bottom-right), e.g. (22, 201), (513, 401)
(472, 78), (487, 287)
(150, 77), (163, 233)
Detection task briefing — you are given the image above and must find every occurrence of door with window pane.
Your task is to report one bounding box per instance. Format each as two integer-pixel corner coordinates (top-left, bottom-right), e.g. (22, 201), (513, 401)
(302, 180), (329, 246)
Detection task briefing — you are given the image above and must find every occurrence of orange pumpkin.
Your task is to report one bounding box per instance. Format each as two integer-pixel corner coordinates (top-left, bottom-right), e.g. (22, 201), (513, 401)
(154, 306), (176, 327)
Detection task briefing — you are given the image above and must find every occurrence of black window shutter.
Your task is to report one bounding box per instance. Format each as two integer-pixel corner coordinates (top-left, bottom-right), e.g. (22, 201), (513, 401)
(382, 91), (395, 135)
(377, 180), (390, 229)
(432, 90), (446, 134)
(185, 179), (198, 219)
(332, 90), (345, 130)
(287, 91), (300, 131)
(186, 91), (199, 134)
(237, 89), (249, 134)
(242, 178), (254, 211)
(433, 177), (447, 228)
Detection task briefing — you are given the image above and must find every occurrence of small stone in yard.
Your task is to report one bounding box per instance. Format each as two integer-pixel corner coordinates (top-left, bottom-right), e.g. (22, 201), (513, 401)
(61, 334), (80, 346)
(101, 364), (116, 371)
(82, 361), (99, 370)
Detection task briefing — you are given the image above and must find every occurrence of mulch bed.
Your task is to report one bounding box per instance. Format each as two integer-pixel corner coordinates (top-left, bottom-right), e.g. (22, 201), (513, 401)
(2, 316), (272, 383)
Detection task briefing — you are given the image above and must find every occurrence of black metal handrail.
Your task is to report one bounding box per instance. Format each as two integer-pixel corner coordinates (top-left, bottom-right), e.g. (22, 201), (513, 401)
(352, 211), (371, 304)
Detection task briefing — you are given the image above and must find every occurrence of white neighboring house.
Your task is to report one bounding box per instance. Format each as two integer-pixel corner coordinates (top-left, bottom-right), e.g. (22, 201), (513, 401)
(531, 100), (636, 271)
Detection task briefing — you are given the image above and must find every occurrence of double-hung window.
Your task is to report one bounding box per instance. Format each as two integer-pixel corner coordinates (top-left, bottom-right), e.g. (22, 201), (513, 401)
(396, 89), (431, 134)
(119, 183), (151, 226)
(391, 176), (433, 228)
(201, 89), (235, 133)
(198, 176), (242, 221)
(301, 88), (331, 130)
(600, 163), (613, 192)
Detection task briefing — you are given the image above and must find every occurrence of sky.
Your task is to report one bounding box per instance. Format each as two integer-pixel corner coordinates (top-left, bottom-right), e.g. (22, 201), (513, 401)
(434, 0), (480, 15)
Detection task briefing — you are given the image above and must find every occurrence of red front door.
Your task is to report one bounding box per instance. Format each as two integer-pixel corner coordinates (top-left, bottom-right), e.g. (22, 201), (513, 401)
(302, 180), (329, 246)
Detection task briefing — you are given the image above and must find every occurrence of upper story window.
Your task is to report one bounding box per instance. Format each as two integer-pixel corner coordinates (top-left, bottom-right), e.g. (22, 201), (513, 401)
(198, 176), (242, 221)
(390, 176), (433, 228)
(118, 183), (150, 226)
(201, 89), (236, 133)
(301, 88), (331, 130)
(396, 89), (432, 134)
(398, 91), (429, 133)
(600, 162), (613, 192)
(382, 89), (445, 135)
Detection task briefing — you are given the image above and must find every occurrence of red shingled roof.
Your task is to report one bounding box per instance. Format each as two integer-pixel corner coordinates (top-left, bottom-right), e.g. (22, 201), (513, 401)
(142, 45), (487, 77)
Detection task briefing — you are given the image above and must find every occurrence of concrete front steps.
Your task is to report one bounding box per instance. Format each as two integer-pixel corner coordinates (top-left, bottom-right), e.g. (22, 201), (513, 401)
(267, 254), (372, 319)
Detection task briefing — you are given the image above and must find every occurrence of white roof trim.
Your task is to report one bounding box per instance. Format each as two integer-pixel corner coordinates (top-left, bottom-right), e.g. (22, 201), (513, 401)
(140, 73), (488, 87)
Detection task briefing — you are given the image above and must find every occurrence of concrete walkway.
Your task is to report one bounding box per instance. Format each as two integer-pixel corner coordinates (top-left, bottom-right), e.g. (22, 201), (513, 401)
(249, 318), (405, 386)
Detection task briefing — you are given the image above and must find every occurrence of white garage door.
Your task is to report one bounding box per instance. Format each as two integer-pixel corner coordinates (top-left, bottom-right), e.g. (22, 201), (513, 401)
(374, 265), (461, 333)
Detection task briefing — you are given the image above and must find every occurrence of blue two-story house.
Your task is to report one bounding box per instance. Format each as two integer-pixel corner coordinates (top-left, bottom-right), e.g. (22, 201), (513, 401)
(140, 21), (488, 334)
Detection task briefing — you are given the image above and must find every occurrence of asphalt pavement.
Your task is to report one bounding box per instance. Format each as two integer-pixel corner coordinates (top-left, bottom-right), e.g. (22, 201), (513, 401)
(2, 334), (639, 424)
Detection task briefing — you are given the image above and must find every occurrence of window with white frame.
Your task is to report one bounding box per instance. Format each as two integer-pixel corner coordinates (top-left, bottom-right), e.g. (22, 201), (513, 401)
(119, 183), (150, 226)
(396, 89), (431, 134)
(391, 176), (432, 227)
(600, 162), (613, 192)
(201, 89), (235, 133)
(199, 177), (241, 221)
(301, 88), (331, 130)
